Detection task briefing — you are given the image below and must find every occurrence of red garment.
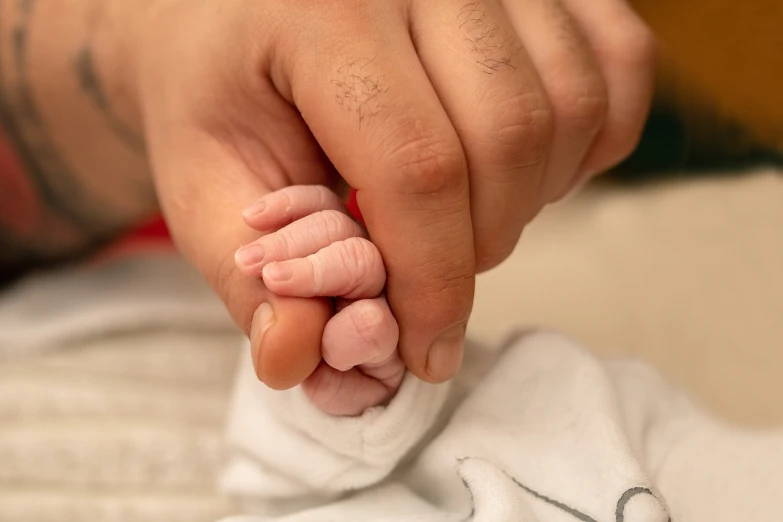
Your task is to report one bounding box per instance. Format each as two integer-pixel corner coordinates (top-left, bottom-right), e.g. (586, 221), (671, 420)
(122, 214), (171, 242)
(122, 187), (363, 245)
(345, 188), (364, 225)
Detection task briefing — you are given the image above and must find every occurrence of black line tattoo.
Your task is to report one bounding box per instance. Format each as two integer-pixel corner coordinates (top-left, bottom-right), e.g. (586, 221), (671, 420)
(19, 0), (36, 15)
(75, 46), (145, 154)
(0, 0), (127, 276)
(0, 0), (108, 234)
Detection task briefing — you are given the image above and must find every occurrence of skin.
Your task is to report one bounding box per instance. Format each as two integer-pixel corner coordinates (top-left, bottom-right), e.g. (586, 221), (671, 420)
(0, 0), (656, 387)
(244, 185), (404, 416)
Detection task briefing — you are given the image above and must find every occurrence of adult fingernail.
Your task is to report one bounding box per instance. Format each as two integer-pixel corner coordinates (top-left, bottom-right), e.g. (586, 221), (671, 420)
(426, 322), (466, 382)
(235, 244), (265, 267)
(250, 302), (275, 363)
(242, 200), (267, 220)
(263, 262), (293, 283)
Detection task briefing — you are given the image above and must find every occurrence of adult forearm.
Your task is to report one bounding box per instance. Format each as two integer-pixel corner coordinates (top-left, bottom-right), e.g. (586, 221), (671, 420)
(0, 0), (154, 278)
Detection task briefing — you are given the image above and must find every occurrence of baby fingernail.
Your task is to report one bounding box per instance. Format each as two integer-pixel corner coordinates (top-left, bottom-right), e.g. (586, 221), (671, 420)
(242, 200), (267, 220)
(235, 244), (265, 267)
(264, 262), (293, 282)
(250, 302), (275, 362)
(426, 322), (466, 382)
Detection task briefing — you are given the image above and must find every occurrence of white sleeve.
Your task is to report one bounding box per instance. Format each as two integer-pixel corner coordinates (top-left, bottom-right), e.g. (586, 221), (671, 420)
(220, 346), (450, 510)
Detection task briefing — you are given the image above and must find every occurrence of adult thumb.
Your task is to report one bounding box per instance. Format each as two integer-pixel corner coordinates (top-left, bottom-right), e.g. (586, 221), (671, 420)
(148, 126), (329, 390)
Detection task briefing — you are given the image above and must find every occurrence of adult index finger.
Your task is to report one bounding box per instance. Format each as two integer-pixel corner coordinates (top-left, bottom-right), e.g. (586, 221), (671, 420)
(273, 3), (475, 382)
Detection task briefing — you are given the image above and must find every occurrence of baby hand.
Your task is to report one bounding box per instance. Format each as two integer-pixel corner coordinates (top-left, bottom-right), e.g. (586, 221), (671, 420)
(237, 186), (404, 416)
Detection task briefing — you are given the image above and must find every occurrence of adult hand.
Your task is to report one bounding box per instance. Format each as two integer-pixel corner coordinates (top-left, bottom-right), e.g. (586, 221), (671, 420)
(136, 0), (655, 387)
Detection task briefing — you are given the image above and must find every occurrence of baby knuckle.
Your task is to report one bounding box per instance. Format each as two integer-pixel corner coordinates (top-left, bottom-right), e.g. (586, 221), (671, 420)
(334, 240), (362, 279)
(312, 209), (354, 242)
(348, 301), (386, 347)
(338, 238), (378, 283)
(307, 255), (329, 294)
(348, 237), (381, 268)
(276, 188), (297, 214)
(302, 369), (342, 408)
(271, 229), (293, 259)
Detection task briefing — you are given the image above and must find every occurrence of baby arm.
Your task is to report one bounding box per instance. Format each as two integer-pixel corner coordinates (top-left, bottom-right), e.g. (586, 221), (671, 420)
(236, 185), (404, 415)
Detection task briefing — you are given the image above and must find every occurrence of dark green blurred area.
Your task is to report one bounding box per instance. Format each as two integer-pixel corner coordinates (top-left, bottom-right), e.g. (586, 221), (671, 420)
(610, 93), (783, 185)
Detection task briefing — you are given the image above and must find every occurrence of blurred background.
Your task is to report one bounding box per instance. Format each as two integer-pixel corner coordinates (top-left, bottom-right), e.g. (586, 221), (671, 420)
(617, 0), (783, 179)
(472, 0), (783, 425)
(0, 1), (781, 521)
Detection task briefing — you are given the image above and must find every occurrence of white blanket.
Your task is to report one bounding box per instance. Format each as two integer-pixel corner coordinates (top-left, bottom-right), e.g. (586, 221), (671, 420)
(222, 331), (783, 522)
(0, 255), (242, 522)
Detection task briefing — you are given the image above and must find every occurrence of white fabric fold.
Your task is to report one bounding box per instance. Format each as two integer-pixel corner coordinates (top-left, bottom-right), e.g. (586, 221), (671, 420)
(221, 331), (783, 522)
(221, 348), (450, 501)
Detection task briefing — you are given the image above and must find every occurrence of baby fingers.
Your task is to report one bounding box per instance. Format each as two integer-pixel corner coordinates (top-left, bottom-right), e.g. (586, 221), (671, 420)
(242, 185), (346, 231)
(235, 209), (365, 277)
(302, 363), (396, 416)
(322, 298), (400, 375)
(262, 237), (386, 299)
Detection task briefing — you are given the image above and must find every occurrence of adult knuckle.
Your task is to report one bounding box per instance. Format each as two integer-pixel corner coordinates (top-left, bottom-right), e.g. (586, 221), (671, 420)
(414, 257), (474, 325)
(610, 22), (658, 67)
(379, 127), (466, 196)
(424, 287), (472, 329)
(475, 238), (518, 273)
(485, 91), (554, 168)
(551, 83), (609, 134)
(602, 124), (644, 166)
(600, 102), (650, 165)
(633, 25), (659, 65)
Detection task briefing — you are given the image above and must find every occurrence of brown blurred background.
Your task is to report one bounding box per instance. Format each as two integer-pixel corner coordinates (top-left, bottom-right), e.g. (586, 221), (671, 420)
(638, 0), (782, 146)
(614, 0), (783, 179)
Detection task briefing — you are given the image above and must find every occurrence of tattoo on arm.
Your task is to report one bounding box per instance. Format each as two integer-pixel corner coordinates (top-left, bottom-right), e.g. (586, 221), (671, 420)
(0, 0), (134, 278)
(75, 46), (145, 154)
